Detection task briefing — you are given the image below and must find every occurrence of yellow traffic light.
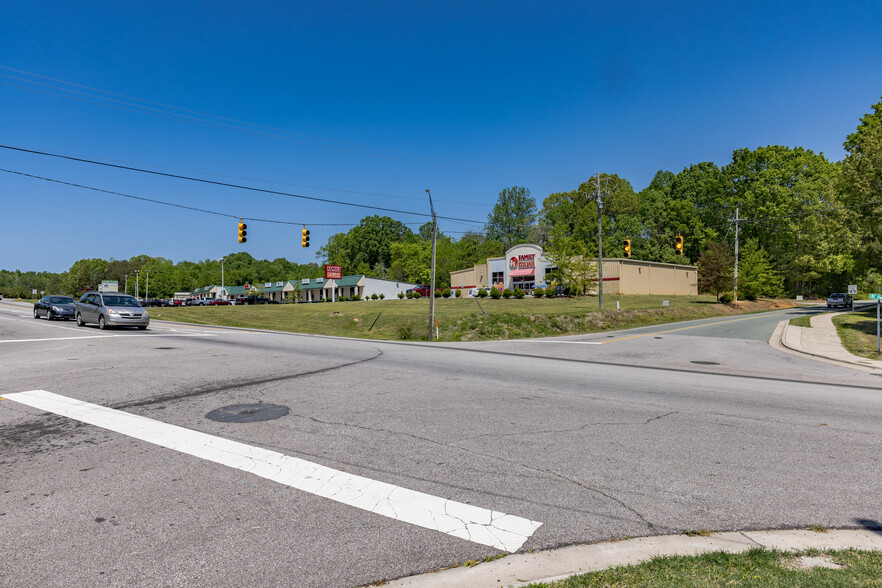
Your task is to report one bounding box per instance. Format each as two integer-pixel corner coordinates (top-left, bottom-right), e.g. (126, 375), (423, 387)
(238, 221), (248, 244)
(301, 227), (310, 248)
(623, 238), (631, 258)
(675, 234), (684, 255)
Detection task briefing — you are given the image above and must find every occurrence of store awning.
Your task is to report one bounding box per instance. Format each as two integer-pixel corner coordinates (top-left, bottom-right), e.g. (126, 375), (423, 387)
(509, 268), (535, 277)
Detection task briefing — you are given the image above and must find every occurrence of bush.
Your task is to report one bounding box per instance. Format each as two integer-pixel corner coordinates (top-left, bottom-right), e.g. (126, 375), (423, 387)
(514, 288), (525, 299)
(455, 289), (461, 298)
(414, 292), (421, 299)
(533, 287), (544, 298)
(406, 291), (414, 299)
(371, 293), (378, 300)
(744, 292), (757, 301)
(434, 289), (442, 298)
(477, 289), (488, 298)
(502, 288), (512, 299)
(490, 288), (501, 299)
(442, 288), (451, 298)
(398, 324), (414, 340)
(719, 292), (733, 303)
(379, 293), (385, 300)
(398, 292), (405, 299)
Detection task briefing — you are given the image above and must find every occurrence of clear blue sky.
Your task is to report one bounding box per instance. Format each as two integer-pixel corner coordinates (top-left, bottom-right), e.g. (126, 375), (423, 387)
(2, 1), (880, 273)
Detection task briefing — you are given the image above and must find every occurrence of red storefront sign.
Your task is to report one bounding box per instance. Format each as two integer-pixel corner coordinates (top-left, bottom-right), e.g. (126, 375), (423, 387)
(324, 265), (343, 280)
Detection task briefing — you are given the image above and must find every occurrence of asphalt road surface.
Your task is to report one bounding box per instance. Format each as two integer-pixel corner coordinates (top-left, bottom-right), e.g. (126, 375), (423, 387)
(2, 299), (881, 587)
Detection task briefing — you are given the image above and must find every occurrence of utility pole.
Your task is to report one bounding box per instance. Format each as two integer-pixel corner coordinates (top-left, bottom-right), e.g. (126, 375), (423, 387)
(426, 189), (438, 341)
(733, 207), (740, 302)
(124, 274), (128, 295)
(596, 174), (604, 310)
(145, 270), (150, 300)
(219, 257), (225, 300)
(134, 269), (140, 300)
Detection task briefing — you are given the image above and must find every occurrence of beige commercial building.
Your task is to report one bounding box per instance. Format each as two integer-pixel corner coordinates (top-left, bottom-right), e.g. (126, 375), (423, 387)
(451, 244), (697, 296)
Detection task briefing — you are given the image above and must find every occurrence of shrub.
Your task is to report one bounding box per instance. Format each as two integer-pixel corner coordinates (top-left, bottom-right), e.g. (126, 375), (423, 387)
(490, 288), (501, 299)
(379, 293), (385, 300)
(414, 292), (421, 299)
(398, 324), (414, 340)
(533, 287), (544, 298)
(350, 295), (360, 301)
(744, 292), (757, 301)
(514, 288), (525, 299)
(398, 292), (405, 299)
(502, 289), (512, 299)
(455, 289), (461, 298)
(442, 288), (451, 298)
(370, 293), (378, 300)
(477, 288), (488, 298)
(406, 291), (414, 299)
(719, 292), (733, 303)
(434, 289), (442, 298)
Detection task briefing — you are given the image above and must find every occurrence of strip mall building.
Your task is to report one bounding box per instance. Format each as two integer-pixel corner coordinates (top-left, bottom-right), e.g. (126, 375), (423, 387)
(450, 244), (698, 296)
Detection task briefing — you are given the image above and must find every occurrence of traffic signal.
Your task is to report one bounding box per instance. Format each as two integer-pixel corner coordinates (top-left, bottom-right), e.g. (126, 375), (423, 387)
(238, 221), (247, 244)
(301, 227), (310, 248)
(674, 234), (684, 255)
(623, 238), (631, 258)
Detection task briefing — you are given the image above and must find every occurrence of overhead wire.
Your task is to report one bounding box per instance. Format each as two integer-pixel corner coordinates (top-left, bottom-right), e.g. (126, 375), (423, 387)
(0, 66), (582, 183)
(0, 144), (484, 223)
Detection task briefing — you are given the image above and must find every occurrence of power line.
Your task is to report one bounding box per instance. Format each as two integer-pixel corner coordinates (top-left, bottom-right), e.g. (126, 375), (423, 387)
(0, 144), (484, 223)
(0, 66), (581, 184)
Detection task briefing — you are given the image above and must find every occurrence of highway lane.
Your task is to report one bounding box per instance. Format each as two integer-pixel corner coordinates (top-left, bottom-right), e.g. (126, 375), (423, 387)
(2, 300), (881, 587)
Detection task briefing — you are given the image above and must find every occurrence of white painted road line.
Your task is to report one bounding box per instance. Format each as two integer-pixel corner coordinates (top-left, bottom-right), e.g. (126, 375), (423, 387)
(2, 390), (543, 552)
(0, 333), (217, 344)
(511, 340), (603, 345)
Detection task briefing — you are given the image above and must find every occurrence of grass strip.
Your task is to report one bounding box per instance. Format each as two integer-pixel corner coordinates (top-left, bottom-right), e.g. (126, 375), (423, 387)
(832, 306), (882, 360)
(147, 296), (792, 342)
(524, 548), (882, 587)
(788, 315), (814, 328)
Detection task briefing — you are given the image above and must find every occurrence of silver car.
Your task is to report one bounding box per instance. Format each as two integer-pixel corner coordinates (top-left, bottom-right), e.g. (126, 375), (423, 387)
(76, 291), (150, 330)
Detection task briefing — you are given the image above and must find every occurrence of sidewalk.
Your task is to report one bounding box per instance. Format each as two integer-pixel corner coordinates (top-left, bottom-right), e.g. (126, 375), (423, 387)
(382, 529), (882, 587)
(775, 307), (882, 371)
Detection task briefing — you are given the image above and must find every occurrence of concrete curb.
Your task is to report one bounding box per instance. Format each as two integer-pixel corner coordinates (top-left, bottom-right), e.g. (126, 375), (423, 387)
(381, 529), (882, 587)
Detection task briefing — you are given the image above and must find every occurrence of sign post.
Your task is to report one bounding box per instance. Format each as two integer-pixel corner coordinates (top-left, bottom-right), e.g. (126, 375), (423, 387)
(870, 293), (882, 354)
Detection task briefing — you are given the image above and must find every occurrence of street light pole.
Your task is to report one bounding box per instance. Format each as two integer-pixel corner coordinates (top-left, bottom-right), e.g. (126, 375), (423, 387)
(596, 174), (604, 310)
(124, 274), (128, 295)
(218, 257), (225, 300)
(145, 270), (150, 300)
(426, 189), (438, 341)
(134, 269), (140, 300)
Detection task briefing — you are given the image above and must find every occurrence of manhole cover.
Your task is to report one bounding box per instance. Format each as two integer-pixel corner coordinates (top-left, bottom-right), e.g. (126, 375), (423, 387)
(691, 360), (720, 365)
(206, 403), (289, 423)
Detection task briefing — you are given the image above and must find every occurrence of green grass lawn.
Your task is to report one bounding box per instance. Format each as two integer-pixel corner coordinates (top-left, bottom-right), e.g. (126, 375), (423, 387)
(832, 305), (882, 359)
(147, 295), (790, 342)
(523, 548), (882, 587)
(788, 314), (814, 328)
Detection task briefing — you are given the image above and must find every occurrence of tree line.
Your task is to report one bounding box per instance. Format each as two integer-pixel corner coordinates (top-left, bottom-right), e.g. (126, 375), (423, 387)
(3, 97), (879, 300)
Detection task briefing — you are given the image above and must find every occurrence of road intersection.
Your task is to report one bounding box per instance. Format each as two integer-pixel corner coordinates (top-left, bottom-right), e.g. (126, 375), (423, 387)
(2, 299), (880, 587)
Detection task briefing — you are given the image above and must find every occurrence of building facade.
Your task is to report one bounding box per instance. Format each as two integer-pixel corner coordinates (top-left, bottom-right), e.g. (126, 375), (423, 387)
(451, 244), (698, 296)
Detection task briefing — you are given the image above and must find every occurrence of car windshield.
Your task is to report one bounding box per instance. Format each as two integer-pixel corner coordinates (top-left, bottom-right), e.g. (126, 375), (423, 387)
(102, 296), (142, 307)
(830, 294), (845, 299)
(49, 296), (75, 304)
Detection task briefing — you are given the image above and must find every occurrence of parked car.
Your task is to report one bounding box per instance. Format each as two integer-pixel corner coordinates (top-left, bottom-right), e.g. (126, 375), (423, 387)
(827, 293), (853, 309)
(76, 291), (150, 330)
(209, 298), (232, 305)
(171, 299), (185, 306)
(237, 295), (269, 305)
(34, 295), (77, 320)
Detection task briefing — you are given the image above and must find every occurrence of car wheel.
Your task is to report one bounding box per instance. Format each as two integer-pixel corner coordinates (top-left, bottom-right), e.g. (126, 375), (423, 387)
(46, 310), (53, 320)
(137, 326), (147, 330)
(34, 308), (40, 319)
(98, 315), (107, 330)
(76, 313), (84, 326)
